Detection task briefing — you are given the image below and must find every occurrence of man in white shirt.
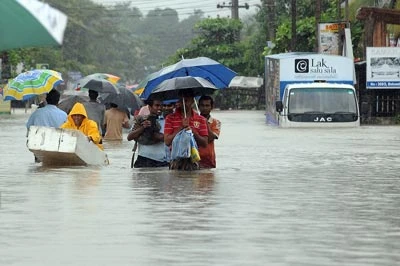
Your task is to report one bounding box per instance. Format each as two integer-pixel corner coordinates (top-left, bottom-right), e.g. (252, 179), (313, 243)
(127, 99), (169, 168)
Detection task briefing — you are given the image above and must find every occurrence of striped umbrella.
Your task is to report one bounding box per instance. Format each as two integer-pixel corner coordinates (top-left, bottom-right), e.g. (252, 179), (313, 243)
(75, 73), (121, 94)
(3, 69), (63, 101)
(88, 73), (120, 84)
(135, 71), (161, 98)
(76, 73), (120, 87)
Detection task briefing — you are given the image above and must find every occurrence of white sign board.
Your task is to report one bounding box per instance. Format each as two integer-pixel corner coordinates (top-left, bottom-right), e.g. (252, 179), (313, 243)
(318, 22), (347, 55)
(278, 54), (354, 83)
(366, 47), (400, 89)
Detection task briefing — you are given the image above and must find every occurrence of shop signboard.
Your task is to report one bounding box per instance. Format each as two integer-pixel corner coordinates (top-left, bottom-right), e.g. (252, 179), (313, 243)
(318, 22), (347, 55)
(366, 47), (400, 89)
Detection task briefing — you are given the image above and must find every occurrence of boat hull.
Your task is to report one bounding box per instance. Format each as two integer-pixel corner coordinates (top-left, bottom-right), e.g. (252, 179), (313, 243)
(27, 126), (109, 166)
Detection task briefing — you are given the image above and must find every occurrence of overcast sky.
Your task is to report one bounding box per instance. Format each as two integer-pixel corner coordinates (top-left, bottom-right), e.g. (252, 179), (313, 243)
(92, 0), (260, 20)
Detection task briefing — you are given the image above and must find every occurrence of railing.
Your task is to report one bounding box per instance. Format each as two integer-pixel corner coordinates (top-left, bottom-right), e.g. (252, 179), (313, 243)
(371, 92), (400, 117)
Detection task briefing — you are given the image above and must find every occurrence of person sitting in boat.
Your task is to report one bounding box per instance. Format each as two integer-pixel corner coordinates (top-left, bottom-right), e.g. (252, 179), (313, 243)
(60, 102), (104, 150)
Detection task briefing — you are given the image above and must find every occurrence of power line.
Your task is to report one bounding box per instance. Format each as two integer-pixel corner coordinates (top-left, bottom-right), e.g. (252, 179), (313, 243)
(87, 0), (260, 17)
(217, 0), (250, 19)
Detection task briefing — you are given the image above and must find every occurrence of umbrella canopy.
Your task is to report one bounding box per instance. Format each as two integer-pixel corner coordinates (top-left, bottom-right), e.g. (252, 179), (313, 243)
(81, 73), (120, 85)
(0, 0), (68, 51)
(76, 75), (120, 94)
(99, 87), (144, 113)
(148, 76), (218, 101)
(58, 95), (88, 114)
(134, 87), (144, 96)
(135, 70), (162, 98)
(140, 57), (236, 99)
(3, 69), (63, 101)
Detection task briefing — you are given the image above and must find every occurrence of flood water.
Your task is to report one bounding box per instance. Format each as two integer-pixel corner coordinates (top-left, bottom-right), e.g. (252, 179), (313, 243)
(1, 109), (400, 266)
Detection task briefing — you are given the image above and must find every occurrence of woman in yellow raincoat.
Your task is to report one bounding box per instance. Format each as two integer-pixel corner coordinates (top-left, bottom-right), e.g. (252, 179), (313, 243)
(60, 102), (104, 150)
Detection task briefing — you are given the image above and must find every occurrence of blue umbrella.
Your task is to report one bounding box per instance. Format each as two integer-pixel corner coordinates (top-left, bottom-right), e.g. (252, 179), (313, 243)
(140, 57), (237, 99)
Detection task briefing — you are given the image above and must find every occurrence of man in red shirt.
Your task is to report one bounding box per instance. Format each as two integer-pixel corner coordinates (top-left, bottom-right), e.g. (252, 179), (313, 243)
(198, 95), (221, 168)
(164, 90), (208, 154)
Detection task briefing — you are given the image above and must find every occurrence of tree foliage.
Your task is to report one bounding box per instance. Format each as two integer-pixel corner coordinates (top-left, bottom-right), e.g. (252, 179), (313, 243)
(0, 0), (386, 87)
(1, 0), (203, 84)
(259, 0), (364, 59)
(167, 18), (245, 73)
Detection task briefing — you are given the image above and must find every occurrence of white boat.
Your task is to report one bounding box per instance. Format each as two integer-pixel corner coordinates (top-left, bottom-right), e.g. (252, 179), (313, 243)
(27, 126), (109, 166)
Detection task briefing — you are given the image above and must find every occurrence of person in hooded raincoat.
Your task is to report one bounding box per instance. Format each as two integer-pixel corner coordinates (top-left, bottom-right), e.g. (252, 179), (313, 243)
(60, 102), (104, 150)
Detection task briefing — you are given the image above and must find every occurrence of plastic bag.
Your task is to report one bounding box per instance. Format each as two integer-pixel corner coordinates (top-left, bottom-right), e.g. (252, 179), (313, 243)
(190, 135), (200, 163)
(171, 129), (191, 160)
(170, 129), (201, 170)
(171, 129), (201, 163)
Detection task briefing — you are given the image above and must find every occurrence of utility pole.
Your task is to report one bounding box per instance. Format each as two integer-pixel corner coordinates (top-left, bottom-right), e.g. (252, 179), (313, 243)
(344, 0), (349, 23)
(217, 1), (250, 20)
(232, 0), (239, 20)
(265, 0), (276, 42)
(315, 0), (321, 52)
(291, 0), (297, 52)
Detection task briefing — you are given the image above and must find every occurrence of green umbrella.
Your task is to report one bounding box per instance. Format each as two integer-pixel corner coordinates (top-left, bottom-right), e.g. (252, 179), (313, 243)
(0, 0), (68, 51)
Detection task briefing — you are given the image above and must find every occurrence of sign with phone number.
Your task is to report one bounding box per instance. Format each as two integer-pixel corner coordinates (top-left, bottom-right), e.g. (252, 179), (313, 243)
(367, 81), (400, 89)
(366, 47), (400, 89)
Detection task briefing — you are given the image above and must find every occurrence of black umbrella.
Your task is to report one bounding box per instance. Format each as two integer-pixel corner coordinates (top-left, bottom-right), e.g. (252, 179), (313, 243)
(77, 76), (120, 94)
(99, 87), (144, 113)
(148, 76), (218, 101)
(58, 95), (88, 114)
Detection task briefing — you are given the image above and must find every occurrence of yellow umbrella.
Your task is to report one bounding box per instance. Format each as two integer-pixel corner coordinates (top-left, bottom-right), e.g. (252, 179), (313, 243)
(134, 87), (144, 95)
(82, 73), (120, 84)
(3, 69), (63, 101)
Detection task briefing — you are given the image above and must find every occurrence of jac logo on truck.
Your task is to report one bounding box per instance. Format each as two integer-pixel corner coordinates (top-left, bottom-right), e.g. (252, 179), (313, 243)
(314, 117), (333, 122)
(295, 58), (337, 74)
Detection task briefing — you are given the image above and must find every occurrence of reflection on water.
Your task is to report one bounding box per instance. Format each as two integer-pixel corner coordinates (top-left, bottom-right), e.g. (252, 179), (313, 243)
(1, 109), (400, 266)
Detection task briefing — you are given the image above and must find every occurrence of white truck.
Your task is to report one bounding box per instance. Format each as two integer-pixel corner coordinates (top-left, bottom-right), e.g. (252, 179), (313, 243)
(265, 53), (360, 127)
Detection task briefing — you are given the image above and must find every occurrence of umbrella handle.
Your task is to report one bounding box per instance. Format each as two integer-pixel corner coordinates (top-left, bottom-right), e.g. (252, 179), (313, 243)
(183, 98), (187, 118)
(193, 98), (200, 114)
(130, 141), (138, 168)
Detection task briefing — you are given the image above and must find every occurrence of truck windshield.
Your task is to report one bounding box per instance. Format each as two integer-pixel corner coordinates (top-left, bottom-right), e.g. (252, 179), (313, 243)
(288, 88), (357, 114)
(287, 88), (358, 122)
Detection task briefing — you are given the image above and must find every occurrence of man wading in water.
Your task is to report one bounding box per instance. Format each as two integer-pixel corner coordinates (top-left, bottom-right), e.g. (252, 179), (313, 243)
(163, 90), (208, 170)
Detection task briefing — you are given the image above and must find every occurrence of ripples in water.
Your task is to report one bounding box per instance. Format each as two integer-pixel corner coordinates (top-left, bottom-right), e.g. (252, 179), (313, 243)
(1, 110), (400, 265)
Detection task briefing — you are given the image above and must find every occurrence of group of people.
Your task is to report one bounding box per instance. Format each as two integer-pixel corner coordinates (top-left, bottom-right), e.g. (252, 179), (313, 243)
(128, 89), (221, 169)
(26, 88), (221, 169)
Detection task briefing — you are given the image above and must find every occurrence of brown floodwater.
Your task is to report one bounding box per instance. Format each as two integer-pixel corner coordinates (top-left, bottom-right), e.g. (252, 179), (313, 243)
(1, 108), (400, 266)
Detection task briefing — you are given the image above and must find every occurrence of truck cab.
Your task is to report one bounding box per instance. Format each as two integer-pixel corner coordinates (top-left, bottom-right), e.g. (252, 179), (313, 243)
(265, 53), (360, 127)
(275, 82), (360, 127)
